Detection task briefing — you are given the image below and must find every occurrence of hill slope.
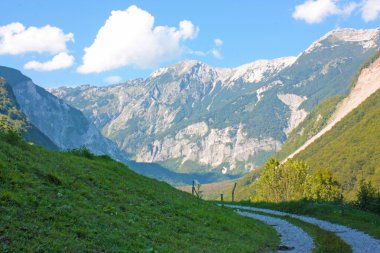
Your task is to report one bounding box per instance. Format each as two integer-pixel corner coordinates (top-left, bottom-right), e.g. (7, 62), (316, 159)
(287, 52), (380, 160)
(0, 134), (277, 252)
(295, 88), (380, 198)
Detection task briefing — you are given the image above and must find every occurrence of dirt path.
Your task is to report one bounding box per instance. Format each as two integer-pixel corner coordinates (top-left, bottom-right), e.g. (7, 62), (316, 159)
(227, 204), (380, 253)
(237, 211), (314, 253)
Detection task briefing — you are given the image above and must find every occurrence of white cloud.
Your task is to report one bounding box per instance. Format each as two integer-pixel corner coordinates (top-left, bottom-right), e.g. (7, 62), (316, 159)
(361, 0), (380, 21)
(104, 75), (122, 84)
(211, 38), (223, 59)
(188, 38), (224, 59)
(0, 22), (74, 55)
(24, 52), (74, 71)
(210, 48), (223, 59)
(292, 0), (357, 24)
(77, 5), (199, 74)
(214, 38), (223, 47)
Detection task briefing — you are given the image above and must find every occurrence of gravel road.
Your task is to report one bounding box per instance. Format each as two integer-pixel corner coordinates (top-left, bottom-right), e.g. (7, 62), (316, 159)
(237, 211), (314, 253)
(226, 204), (380, 253)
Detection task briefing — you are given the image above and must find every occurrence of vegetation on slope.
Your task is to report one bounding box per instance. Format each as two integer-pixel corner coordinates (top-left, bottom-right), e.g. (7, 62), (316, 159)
(0, 131), (278, 252)
(295, 89), (380, 199)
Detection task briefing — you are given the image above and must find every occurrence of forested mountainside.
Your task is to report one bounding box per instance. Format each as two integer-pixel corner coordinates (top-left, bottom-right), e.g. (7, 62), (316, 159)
(295, 89), (380, 199)
(278, 50), (380, 161)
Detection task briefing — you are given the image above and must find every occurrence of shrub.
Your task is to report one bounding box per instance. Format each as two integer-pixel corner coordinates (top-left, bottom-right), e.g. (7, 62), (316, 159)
(355, 180), (380, 214)
(0, 129), (24, 146)
(68, 146), (95, 159)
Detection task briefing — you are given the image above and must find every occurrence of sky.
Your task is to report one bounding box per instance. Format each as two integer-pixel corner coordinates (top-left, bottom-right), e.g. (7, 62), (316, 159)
(1, 0), (380, 88)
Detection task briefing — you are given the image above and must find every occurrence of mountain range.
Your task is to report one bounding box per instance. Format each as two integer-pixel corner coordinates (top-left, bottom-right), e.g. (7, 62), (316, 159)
(49, 27), (380, 181)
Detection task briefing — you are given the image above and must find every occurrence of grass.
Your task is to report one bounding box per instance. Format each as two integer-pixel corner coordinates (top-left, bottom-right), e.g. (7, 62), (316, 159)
(177, 180), (236, 200)
(0, 135), (279, 252)
(241, 209), (351, 253)
(232, 200), (380, 240)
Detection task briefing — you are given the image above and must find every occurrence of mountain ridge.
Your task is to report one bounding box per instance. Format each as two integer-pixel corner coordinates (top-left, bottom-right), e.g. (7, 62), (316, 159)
(49, 27), (380, 179)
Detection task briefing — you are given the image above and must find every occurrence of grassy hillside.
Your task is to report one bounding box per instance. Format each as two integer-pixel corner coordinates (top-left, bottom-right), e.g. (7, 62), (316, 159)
(0, 77), (57, 150)
(295, 89), (380, 199)
(0, 133), (278, 252)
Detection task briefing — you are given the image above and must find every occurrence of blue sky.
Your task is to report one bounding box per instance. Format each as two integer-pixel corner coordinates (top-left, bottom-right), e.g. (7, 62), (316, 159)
(1, 0), (379, 87)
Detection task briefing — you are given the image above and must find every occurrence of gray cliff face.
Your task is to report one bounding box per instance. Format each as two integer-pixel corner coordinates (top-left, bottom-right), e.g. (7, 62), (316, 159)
(50, 28), (380, 175)
(0, 66), (125, 161)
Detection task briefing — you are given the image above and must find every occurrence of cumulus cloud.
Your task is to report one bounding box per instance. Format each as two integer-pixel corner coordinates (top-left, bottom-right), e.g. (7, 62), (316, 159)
(292, 0), (357, 24)
(361, 0), (380, 21)
(0, 22), (74, 55)
(104, 75), (122, 84)
(77, 5), (199, 74)
(24, 52), (74, 71)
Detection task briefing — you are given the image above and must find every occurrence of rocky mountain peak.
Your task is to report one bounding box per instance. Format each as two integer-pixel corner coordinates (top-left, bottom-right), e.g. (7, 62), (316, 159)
(228, 56), (297, 83)
(304, 27), (380, 54)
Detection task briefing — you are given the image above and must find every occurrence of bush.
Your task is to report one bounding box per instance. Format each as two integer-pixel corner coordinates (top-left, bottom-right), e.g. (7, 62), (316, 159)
(68, 146), (95, 159)
(0, 129), (24, 146)
(355, 180), (380, 214)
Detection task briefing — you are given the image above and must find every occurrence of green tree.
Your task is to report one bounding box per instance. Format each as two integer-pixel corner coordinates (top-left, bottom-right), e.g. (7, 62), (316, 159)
(356, 180), (377, 210)
(251, 159), (308, 202)
(304, 169), (340, 201)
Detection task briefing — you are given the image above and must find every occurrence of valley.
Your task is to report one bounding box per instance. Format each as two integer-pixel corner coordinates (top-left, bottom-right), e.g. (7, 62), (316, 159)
(1, 2), (380, 251)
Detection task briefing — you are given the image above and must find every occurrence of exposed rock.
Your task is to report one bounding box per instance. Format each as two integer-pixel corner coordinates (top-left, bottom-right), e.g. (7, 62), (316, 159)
(277, 93), (308, 135)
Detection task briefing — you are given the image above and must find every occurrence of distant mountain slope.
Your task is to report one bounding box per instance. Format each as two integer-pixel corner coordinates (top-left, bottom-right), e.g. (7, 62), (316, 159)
(0, 66), (233, 185)
(0, 131), (277, 252)
(0, 66), (126, 161)
(0, 76), (57, 150)
(50, 27), (380, 177)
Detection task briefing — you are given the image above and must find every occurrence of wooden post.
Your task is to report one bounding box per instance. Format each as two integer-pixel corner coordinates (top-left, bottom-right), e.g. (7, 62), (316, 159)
(232, 182), (237, 202)
(220, 193), (224, 202)
(340, 191), (344, 216)
(192, 180), (195, 195)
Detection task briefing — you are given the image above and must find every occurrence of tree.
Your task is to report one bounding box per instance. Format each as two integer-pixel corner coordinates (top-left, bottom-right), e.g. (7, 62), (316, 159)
(251, 159), (308, 202)
(251, 158), (341, 203)
(304, 169), (340, 201)
(356, 180), (377, 210)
